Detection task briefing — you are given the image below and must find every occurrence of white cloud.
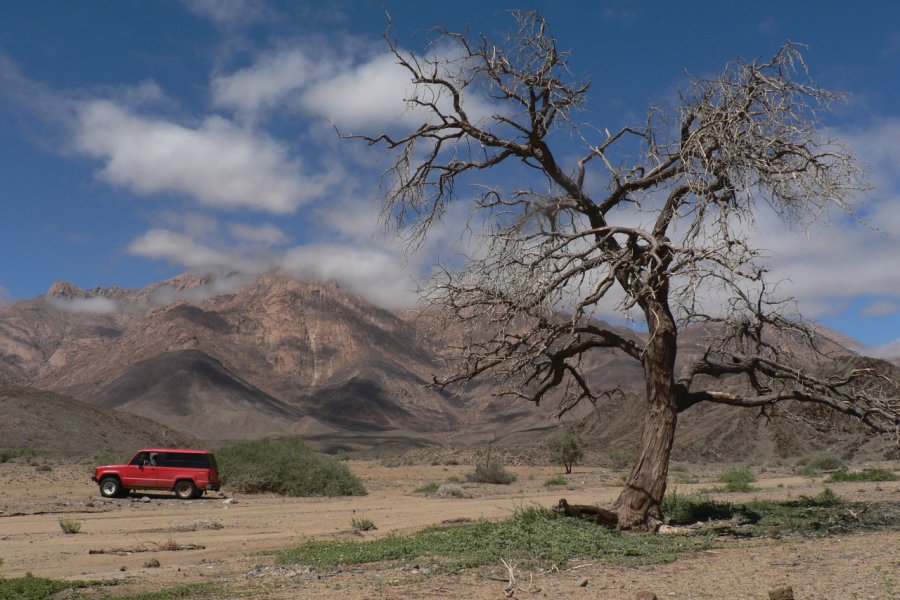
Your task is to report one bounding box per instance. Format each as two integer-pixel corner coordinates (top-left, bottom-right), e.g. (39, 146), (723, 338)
(49, 296), (119, 314)
(228, 222), (289, 245)
(127, 229), (263, 273)
(212, 44), (498, 130)
(861, 337), (900, 360)
(278, 244), (417, 308)
(74, 100), (327, 213)
(181, 0), (268, 28)
(861, 300), (899, 317)
(0, 285), (12, 305)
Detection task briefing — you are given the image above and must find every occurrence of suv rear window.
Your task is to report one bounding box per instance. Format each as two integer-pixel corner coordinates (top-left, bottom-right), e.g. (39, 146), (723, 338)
(158, 452), (213, 468)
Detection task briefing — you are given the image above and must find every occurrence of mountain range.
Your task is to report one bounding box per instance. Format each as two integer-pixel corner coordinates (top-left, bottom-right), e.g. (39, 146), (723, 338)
(0, 271), (894, 460)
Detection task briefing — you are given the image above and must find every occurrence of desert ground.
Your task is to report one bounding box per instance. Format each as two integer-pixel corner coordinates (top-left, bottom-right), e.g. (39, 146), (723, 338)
(0, 460), (897, 599)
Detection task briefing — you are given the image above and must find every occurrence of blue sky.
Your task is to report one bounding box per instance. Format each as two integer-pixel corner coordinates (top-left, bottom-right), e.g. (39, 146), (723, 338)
(0, 1), (898, 355)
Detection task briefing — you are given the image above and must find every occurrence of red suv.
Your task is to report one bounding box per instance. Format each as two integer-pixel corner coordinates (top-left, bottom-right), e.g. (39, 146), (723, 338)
(93, 448), (220, 499)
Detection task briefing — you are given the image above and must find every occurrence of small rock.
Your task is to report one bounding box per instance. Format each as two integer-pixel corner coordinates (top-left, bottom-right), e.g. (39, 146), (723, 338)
(768, 587), (794, 600)
(144, 559), (161, 568)
(635, 592), (658, 600)
(141, 496), (151, 503)
(579, 578), (589, 587)
(223, 497), (237, 505)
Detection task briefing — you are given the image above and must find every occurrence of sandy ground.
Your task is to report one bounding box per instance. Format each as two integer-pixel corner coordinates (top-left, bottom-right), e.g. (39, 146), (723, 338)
(0, 461), (897, 599)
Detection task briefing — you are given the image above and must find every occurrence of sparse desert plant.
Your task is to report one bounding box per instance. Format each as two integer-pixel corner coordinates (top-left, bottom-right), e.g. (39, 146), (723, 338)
(466, 461), (517, 485)
(794, 465), (821, 479)
(35, 464), (52, 472)
(58, 518), (81, 534)
(545, 432), (584, 474)
(351, 517), (377, 533)
(718, 467), (756, 492)
(673, 471), (699, 484)
(662, 493), (735, 524)
(543, 475), (568, 487)
(414, 482), (440, 494)
(607, 449), (634, 471)
(444, 475), (462, 484)
(432, 483), (466, 498)
(216, 436), (366, 497)
(807, 455), (846, 471)
(826, 468), (897, 483)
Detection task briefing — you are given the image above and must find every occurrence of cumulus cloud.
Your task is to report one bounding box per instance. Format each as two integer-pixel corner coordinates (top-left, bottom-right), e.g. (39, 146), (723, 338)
(127, 229), (263, 273)
(74, 100), (327, 213)
(212, 44), (498, 130)
(49, 296), (119, 314)
(278, 244), (417, 308)
(229, 223), (289, 245)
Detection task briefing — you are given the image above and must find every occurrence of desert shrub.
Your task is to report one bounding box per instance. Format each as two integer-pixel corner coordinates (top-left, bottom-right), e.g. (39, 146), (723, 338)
(414, 482), (440, 494)
(351, 517), (376, 532)
(466, 461), (516, 485)
(543, 475), (568, 487)
(607, 448), (634, 471)
(826, 468), (897, 483)
(35, 464), (52, 472)
(432, 483), (466, 498)
(0, 450), (12, 463)
(216, 436), (366, 497)
(444, 475), (462, 484)
(673, 471), (699, 484)
(796, 487), (844, 507)
(58, 518), (81, 534)
(718, 467), (756, 492)
(662, 493), (735, 524)
(807, 455), (846, 471)
(545, 432), (584, 474)
(794, 465), (821, 479)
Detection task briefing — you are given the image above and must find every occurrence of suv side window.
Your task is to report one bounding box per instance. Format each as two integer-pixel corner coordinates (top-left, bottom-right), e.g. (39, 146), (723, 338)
(130, 452), (147, 466)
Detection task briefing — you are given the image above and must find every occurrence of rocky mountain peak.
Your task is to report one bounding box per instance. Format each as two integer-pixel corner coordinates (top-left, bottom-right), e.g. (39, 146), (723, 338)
(46, 279), (84, 299)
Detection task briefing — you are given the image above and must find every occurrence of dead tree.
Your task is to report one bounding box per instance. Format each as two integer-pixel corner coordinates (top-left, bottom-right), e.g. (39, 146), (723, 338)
(350, 12), (899, 530)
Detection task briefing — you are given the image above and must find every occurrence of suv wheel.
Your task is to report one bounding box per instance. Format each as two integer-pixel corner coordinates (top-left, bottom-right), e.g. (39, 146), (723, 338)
(99, 476), (122, 498)
(174, 480), (197, 500)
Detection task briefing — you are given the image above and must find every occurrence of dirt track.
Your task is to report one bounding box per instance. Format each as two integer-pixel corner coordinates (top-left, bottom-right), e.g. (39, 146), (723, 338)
(0, 461), (897, 599)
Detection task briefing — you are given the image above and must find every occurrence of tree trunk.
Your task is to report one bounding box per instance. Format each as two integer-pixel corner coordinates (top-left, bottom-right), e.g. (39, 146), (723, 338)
(611, 308), (678, 531)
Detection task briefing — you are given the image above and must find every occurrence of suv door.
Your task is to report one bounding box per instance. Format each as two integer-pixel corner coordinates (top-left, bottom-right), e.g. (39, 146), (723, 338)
(122, 451), (158, 488)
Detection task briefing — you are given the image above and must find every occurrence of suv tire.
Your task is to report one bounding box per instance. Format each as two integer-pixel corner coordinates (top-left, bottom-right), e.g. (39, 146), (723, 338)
(99, 476), (123, 498)
(174, 479), (197, 500)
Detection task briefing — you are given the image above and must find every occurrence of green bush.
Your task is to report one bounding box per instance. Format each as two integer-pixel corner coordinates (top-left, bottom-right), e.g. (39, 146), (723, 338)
(718, 467), (756, 492)
(216, 436), (366, 497)
(808, 455), (846, 471)
(608, 448), (634, 471)
(351, 517), (376, 532)
(794, 465), (821, 479)
(414, 482), (440, 494)
(545, 432), (584, 474)
(826, 468), (897, 483)
(466, 461), (517, 485)
(543, 475), (568, 487)
(662, 493), (735, 524)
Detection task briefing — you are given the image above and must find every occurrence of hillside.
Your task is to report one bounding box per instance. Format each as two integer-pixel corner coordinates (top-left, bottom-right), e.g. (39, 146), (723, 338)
(0, 386), (196, 462)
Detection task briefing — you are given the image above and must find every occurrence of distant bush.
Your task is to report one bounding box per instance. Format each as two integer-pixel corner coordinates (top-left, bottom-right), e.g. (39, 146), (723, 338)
(826, 468), (897, 483)
(414, 482), (440, 494)
(807, 455), (846, 471)
(432, 483), (466, 498)
(543, 475), (568, 487)
(794, 465), (821, 479)
(35, 464), (52, 472)
(466, 461), (517, 485)
(351, 517), (376, 532)
(545, 432), (584, 474)
(216, 436), (366, 497)
(58, 518), (81, 534)
(608, 448), (634, 471)
(718, 467), (756, 492)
